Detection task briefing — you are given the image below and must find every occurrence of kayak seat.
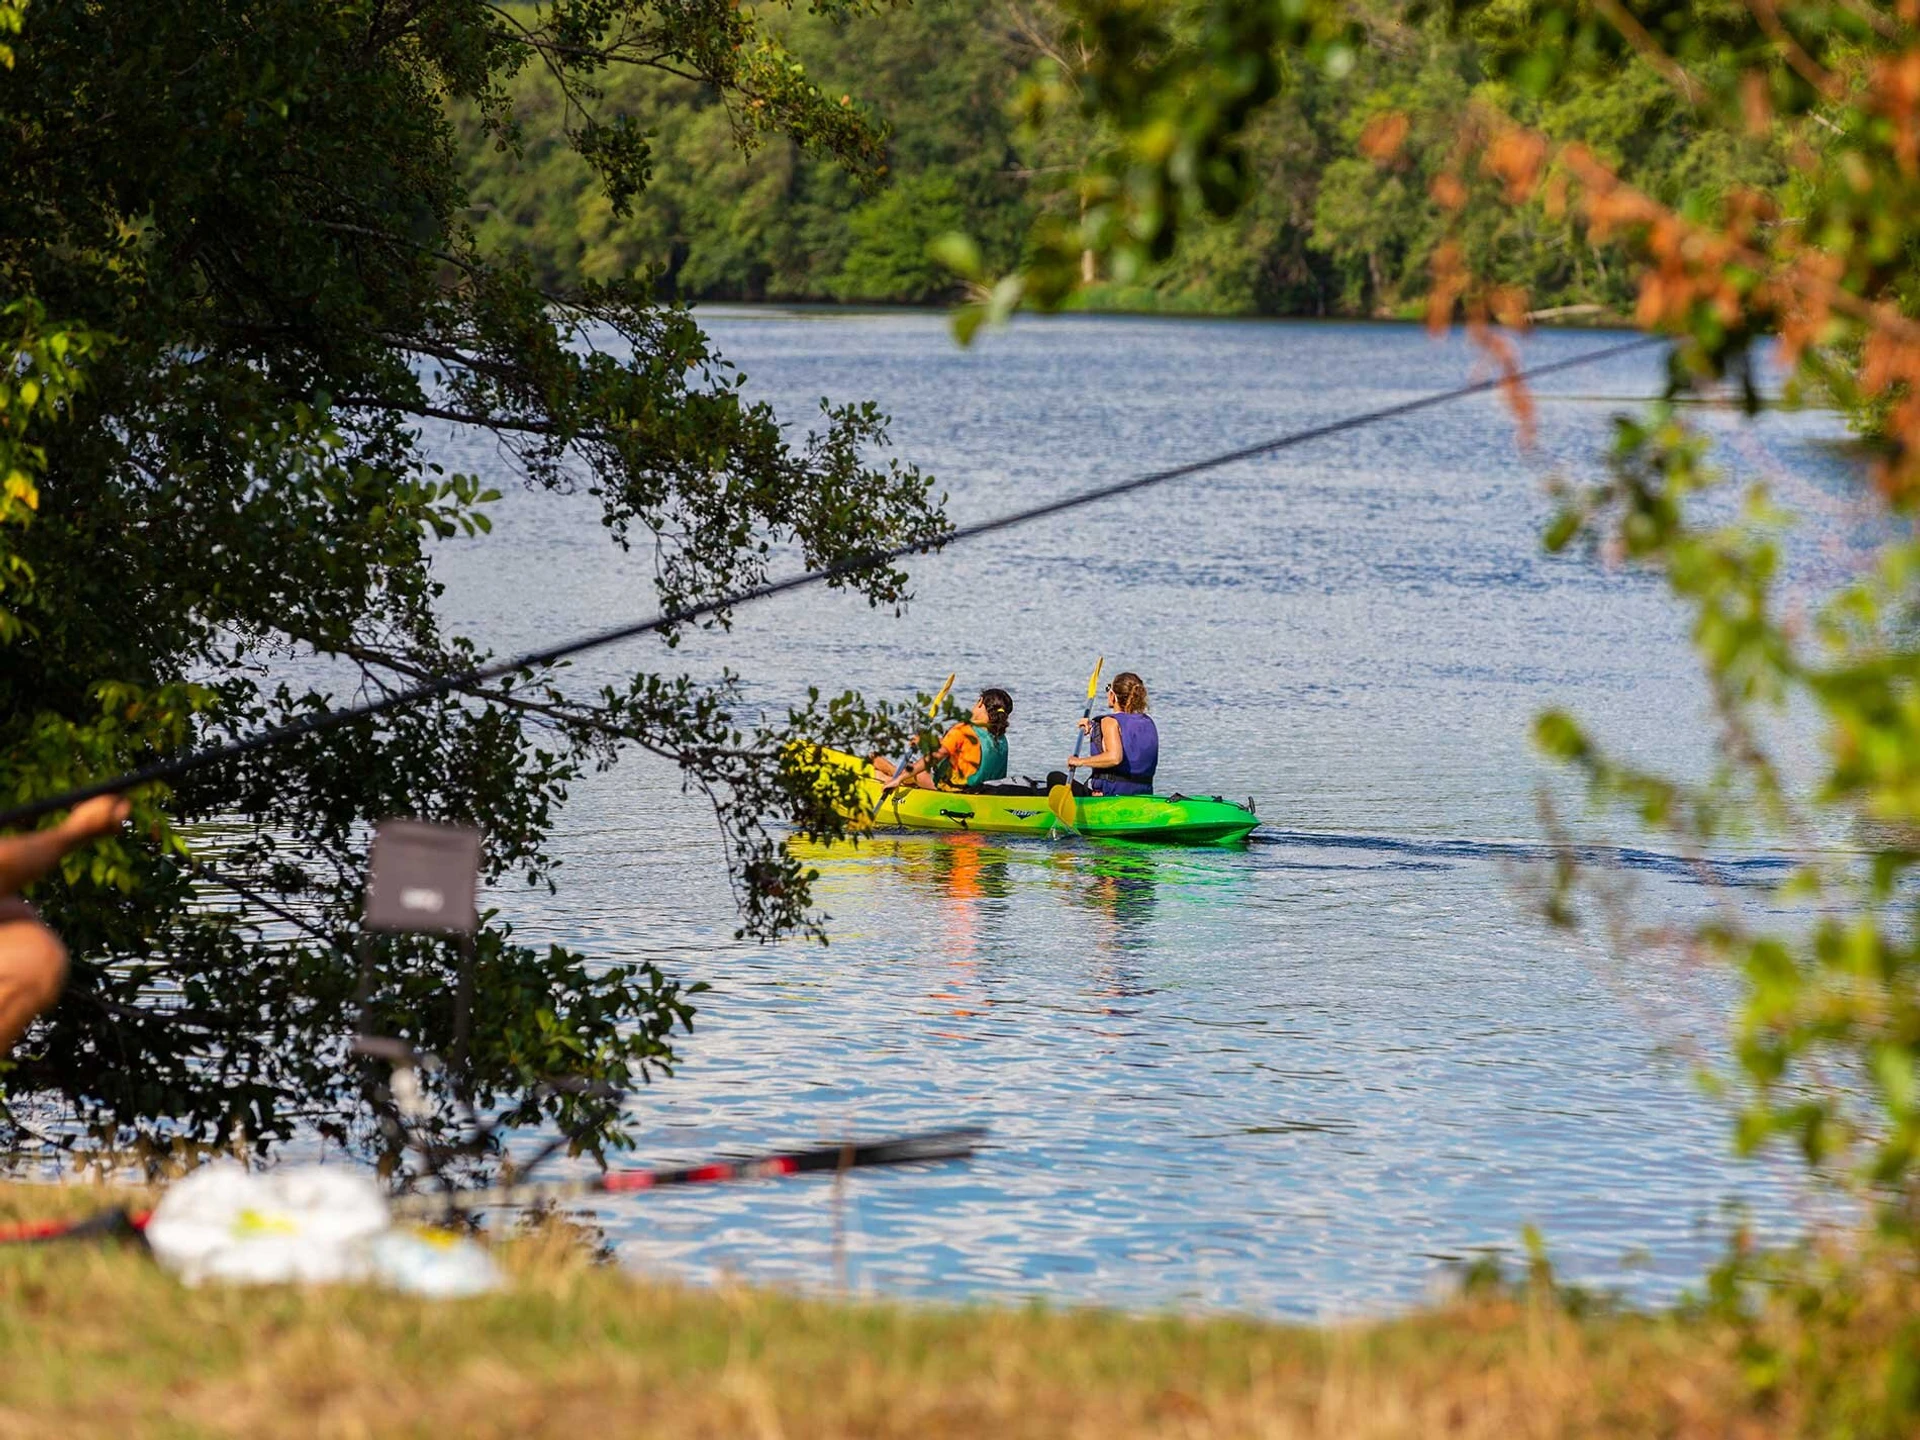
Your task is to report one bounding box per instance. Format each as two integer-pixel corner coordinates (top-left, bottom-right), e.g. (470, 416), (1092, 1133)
(971, 780), (1050, 798)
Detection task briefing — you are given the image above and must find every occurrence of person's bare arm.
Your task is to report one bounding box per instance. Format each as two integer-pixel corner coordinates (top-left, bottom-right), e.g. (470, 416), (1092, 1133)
(0, 795), (130, 895)
(1068, 717), (1124, 772)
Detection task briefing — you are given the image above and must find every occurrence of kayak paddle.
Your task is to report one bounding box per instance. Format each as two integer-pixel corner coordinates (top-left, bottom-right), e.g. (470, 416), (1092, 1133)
(0, 1128), (988, 1242)
(872, 672), (955, 817)
(391, 1126), (987, 1217)
(1049, 656), (1103, 831)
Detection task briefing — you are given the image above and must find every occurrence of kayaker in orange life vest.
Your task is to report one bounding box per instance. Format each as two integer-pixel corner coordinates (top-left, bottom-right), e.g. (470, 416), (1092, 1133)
(1065, 671), (1159, 795)
(874, 688), (1013, 792)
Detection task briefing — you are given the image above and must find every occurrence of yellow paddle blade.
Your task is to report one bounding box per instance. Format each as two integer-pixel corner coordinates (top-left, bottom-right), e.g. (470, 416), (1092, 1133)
(1085, 656), (1104, 701)
(1047, 783), (1078, 832)
(869, 675), (956, 820)
(928, 673), (956, 716)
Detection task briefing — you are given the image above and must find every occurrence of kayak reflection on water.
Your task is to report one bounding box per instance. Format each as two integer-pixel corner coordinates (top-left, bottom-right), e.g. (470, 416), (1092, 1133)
(895, 838), (1160, 936)
(909, 835), (1016, 914)
(796, 834), (1157, 936)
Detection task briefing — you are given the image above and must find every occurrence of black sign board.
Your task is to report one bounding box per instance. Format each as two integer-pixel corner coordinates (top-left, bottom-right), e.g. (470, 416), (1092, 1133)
(363, 819), (482, 936)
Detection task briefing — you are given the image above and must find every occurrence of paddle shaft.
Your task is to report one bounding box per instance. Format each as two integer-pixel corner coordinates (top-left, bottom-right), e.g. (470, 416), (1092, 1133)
(1069, 658), (1104, 764)
(1049, 658), (1104, 832)
(0, 1128), (985, 1240)
(873, 673), (955, 813)
(393, 1126), (984, 1217)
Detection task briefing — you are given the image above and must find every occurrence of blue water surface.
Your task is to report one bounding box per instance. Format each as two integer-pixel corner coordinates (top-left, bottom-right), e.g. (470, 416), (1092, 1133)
(426, 312), (1852, 1319)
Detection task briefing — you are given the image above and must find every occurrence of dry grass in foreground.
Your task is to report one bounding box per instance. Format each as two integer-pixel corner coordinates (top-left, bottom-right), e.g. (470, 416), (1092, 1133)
(0, 1182), (1913, 1439)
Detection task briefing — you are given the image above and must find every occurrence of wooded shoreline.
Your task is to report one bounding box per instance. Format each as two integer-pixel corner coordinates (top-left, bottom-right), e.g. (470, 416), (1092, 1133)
(462, 0), (1765, 322)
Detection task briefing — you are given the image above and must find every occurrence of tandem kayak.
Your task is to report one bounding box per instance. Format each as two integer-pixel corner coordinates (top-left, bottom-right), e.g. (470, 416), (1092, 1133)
(804, 748), (1259, 847)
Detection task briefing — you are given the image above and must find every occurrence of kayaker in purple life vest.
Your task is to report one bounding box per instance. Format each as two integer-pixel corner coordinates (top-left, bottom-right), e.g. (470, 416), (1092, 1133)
(1065, 671), (1159, 796)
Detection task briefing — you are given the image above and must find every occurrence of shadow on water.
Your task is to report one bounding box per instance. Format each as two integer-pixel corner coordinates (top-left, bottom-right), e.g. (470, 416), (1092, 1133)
(1252, 827), (1800, 888)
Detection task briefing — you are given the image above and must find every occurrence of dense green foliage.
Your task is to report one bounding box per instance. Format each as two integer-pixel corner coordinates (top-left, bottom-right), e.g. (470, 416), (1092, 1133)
(0, 0), (943, 1162)
(461, 1), (1029, 303)
(459, 0), (1783, 319)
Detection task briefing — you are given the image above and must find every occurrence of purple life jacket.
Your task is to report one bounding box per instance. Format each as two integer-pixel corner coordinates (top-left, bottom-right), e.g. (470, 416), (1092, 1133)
(1092, 712), (1158, 795)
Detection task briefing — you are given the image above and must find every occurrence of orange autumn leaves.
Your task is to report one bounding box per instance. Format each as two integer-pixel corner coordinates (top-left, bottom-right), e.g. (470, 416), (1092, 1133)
(1357, 109), (1409, 162)
(1873, 46), (1920, 175)
(1359, 108), (1541, 440)
(1357, 43), (1920, 500)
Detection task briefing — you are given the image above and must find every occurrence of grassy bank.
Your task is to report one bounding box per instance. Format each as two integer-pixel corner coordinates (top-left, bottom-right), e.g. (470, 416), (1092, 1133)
(5, 1185), (1916, 1438)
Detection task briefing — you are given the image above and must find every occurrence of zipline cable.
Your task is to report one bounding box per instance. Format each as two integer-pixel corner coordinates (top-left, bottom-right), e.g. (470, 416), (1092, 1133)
(0, 333), (1664, 831)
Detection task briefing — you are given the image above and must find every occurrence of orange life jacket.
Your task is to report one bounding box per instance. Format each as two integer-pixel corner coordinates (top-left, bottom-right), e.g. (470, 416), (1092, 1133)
(933, 723), (984, 786)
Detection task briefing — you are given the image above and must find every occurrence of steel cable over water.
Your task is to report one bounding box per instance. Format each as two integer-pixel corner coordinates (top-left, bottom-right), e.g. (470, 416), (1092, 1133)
(0, 333), (1664, 829)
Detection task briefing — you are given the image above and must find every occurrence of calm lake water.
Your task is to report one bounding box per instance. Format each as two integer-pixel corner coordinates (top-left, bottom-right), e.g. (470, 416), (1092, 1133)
(429, 310), (1853, 1319)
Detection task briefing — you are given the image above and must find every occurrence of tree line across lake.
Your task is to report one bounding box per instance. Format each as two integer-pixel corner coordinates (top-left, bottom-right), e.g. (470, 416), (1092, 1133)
(460, 0), (1783, 318)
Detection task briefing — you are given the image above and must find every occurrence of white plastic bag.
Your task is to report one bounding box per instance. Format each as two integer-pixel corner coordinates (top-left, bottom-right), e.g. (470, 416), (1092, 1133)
(364, 1228), (502, 1298)
(144, 1162), (500, 1295)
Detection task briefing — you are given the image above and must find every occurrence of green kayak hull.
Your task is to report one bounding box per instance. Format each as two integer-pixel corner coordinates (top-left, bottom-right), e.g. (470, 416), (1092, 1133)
(808, 749), (1259, 847)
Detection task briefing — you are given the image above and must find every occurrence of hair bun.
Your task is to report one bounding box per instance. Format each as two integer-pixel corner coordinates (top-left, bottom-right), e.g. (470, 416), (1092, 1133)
(1110, 672), (1148, 713)
(979, 686), (1013, 737)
